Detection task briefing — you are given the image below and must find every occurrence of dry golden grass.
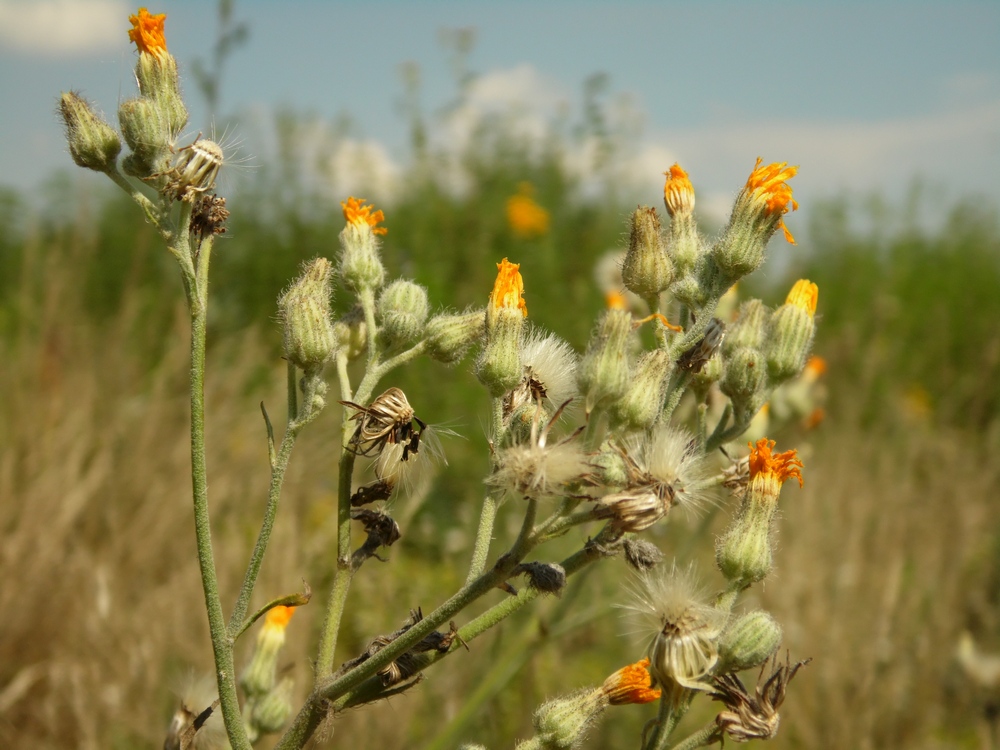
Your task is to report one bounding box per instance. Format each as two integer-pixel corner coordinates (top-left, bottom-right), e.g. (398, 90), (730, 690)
(2, 246), (999, 749)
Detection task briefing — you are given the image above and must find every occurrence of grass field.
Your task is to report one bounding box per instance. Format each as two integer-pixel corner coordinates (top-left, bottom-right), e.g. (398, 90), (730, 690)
(1, 145), (999, 748)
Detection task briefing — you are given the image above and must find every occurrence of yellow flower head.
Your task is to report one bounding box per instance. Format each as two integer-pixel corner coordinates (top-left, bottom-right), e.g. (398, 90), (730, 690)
(745, 158), (799, 244)
(128, 8), (167, 56)
(602, 658), (662, 705)
(663, 163), (695, 216)
(341, 196), (387, 236)
(490, 258), (527, 317)
(785, 279), (818, 317)
(748, 438), (803, 489)
(505, 182), (550, 239)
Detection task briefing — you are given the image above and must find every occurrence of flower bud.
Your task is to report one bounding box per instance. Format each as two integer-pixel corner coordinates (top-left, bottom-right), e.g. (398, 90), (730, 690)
(425, 309), (485, 364)
(610, 350), (670, 431)
(249, 677), (294, 735)
(712, 159), (798, 285)
(716, 610), (783, 674)
(278, 258), (337, 373)
(477, 259), (526, 396)
(766, 279), (818, 384)
(669, 270), (709, 310)
(333, 305), (367, 361)
(720, 347), (767, 411)
(532, 687), (606, 749)
(591, 444), (630, 489)
(663, 165), (702, 274)
(716, 439), (802, 585)
(377, 279), (429, 350)
(577, 309), (633, 414)
(59, 92), (121, 172)
(338, 197), (387, 292)
(118, 97), (171, 178)
(240, 606), (295, 697)
(723, 299), (769, 355)
(622, 206), (673, 300)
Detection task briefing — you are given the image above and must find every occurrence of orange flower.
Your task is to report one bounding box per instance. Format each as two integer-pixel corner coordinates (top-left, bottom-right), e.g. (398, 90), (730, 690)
(804, 355), (827, 378)
(745, 158), (798, 244)
(748, 438), (803, 488)
(663, 163), (695, 216)
(505, 183), (550, 239)
(128, 8), (167, 56)
(264, 605), (295, 632)
(605, 290), (628, 311)
(490, 258), (527, 317)
(341, 196), (387, 236)
(785, 279), (818, 317)
(602, 658), (662, 705)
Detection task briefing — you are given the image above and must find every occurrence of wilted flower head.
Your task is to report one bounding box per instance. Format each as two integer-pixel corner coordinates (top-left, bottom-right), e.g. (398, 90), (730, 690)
(625, 563), (728, 695)
(711, 656), (809, 742)
(601, 658), (662, 705)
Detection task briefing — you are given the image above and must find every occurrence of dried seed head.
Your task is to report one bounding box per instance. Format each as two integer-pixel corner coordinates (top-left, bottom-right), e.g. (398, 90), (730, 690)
(190, 194), (229, 239)
(508, 330), (579, 414)
(625, 564), (728, 695)
(627, 426), (714, 516)
(164, 675), (228, 750)
(514, 561), (567, 595)
(623, 537), (664, 572)
(592, 488), (668, 534)
(711, 656), (809, 742)
(341, 387), (422, 460)
(164, 138), (224, 202)
(490, 403), (591, 498)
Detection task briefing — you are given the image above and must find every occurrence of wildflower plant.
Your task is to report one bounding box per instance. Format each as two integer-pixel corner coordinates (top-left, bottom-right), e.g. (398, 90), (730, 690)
(59, 9), (821, 749)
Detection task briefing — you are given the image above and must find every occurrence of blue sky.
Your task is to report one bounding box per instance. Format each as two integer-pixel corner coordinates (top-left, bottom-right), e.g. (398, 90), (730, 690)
(2, 0), (998, 229)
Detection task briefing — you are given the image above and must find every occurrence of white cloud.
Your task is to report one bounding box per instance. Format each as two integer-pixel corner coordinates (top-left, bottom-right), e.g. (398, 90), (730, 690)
(0, 0), (127, 56)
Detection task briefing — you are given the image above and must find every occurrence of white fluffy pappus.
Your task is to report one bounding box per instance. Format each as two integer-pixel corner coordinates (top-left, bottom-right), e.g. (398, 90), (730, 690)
(621, 562), (728, 692)
(520, 329), (580, 409)
(488, 402), (591, 498)
(624, 426), (715, 516)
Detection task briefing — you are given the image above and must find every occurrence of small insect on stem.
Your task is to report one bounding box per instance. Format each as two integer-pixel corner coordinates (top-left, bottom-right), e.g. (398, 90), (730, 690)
(340, 387), (427, 461)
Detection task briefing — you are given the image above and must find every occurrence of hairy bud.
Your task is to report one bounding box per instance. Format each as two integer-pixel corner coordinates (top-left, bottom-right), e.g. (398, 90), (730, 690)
(59, 92), (121, 172)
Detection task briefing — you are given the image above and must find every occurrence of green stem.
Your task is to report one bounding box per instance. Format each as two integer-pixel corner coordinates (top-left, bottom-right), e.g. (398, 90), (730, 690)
(645, 692), (692, 750)
(668, 724), (722, 750)
(286, 360), (298, 422)
(315, 450), (357, 676)
(185, 230), (250, 749)
(661, 368), (692, 423)
(465, 493), (499, 583)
